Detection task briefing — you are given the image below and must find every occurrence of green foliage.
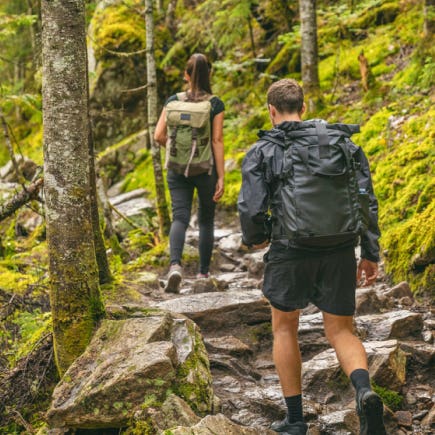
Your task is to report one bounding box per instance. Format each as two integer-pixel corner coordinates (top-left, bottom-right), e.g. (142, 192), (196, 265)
(91, 0), (146, 59)
(372, 383), (403, 411)
(8, 310), (51, 364)
(0, 12), (37, 41)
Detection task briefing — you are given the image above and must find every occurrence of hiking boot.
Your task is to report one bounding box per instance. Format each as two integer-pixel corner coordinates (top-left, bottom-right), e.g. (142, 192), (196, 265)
(196, 272), (210, 279)
(270, 416), (307, 434)
(165, 264), (182, 293)
(356, 388), (386, 435)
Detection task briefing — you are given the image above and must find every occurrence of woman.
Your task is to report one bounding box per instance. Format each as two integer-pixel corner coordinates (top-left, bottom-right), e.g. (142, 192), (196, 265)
(154, 53), (225, 293)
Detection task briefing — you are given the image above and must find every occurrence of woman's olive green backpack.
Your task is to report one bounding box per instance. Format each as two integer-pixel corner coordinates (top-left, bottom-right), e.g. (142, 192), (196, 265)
(165, 92), (214, 177)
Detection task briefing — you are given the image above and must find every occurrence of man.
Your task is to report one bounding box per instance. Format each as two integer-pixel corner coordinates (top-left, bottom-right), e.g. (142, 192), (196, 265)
(238, 79), (386, 435)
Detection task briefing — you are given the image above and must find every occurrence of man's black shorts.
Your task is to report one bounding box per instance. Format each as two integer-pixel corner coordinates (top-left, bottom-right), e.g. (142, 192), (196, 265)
(262, 242), (357, 316)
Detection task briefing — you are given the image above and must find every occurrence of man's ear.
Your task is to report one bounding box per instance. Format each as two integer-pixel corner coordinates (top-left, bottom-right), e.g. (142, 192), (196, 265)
(268, 104), (277, 119)
(300, 102), (306, 116)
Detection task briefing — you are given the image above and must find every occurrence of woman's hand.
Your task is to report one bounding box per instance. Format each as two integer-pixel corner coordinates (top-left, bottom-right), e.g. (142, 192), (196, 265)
(213, 177), (224, 202)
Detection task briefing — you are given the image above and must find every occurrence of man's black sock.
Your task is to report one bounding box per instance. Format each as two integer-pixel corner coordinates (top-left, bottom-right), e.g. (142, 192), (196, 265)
(350, 368), (371, 392)
(285, 394), (304, 423)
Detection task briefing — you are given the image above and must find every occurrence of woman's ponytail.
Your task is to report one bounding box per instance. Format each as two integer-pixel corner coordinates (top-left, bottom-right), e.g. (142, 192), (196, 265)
(186, 53), (212, 99)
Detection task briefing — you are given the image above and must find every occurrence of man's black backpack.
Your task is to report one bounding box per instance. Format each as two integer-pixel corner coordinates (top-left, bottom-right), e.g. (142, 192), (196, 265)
(276, 122), (369, 248)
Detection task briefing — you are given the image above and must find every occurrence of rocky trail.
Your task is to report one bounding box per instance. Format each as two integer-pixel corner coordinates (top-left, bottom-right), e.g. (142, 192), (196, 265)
(99, 189), (434, 434)
(1, 180), (433, 434)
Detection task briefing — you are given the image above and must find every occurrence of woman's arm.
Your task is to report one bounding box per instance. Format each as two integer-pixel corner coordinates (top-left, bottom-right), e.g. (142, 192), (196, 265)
(154, 108), (167, 146)
(211, 111), (224, 202)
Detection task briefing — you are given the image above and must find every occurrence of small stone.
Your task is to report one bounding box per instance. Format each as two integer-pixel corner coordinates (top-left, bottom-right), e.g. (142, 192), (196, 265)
(422, 329), (433, 343)
(191, 277), (222, 293)
(399, 296), (413, 306)
(395, 411), (413, 428)
(205, 336), (253, 357)
(219, 263), (237, 272)
(413, 410), (429, 421)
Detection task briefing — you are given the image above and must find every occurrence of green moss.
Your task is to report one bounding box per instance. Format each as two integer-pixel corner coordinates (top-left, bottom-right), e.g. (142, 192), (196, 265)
(172, 322), (213, 415)
(91, 0), (146, 59)
(372, 383), (403, 411)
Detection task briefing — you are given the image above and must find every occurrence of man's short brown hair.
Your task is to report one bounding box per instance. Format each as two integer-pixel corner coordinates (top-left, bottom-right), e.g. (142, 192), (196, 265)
(267, 79), (304, 114)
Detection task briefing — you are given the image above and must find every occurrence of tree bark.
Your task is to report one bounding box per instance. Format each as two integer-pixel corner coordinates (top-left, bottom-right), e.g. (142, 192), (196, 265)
(86, 56), (112, 284)
(145, 0), (170, 239)
(424, 0), (435, 37)
(41, 0), (105, 376)
(299, 0), (320, 111)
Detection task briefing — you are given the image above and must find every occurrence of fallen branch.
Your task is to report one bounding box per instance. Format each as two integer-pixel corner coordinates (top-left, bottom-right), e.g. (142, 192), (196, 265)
(0, 178), (43, 222)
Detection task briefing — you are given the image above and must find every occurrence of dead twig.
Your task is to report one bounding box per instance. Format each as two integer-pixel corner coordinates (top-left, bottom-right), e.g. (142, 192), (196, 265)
(121, 83), (149, 93)
(0, 178), (43, 222)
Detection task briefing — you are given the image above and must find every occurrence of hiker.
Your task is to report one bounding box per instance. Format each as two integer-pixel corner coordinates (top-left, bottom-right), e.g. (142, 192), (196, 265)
(238, 79), (386, 435)
(154, 53), (225, 293)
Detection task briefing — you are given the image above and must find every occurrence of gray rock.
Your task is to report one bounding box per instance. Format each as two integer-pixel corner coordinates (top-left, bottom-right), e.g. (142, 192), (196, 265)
(356, 310), (423, 340)
(110, 196), (153, 217)
(318, 409), (359, 434)
(218, 233), (243, 252)
(163, 413), (275, 434)
(154, 290), (270, 331)
(191, 276), (224, 294)
(384, 281), (413, 299)
(395, 410), (413, 428)
(421, 404), (435, 429)
(219, 262), (237, 272)
(47, 311), (213, 430)
(302, 340), (407, 398)
(205, 336), (252, 357)
(109, 188), (148, 206)
(399, 341), (435, 366)
(298, 313), (329, 351)
(355, 288), (384, 314)
(155, 394), (201, 430)
(243, 250), (267, 278)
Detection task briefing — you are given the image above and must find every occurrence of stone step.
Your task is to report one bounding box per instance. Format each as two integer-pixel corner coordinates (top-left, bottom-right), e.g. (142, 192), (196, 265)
(154, 289), (270, 331)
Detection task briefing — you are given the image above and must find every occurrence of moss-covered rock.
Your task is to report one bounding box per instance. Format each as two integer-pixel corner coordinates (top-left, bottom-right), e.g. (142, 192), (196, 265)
(46, 310), (213, 432)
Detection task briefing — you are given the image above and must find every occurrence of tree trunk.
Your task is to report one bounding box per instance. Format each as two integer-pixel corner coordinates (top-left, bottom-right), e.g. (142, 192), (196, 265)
(299, 0), (320, 112)
(86, 53), (112, 284)
(424, 0), (435, 37)
(145, 0), (170, 239)
(41, 0), (105, 376)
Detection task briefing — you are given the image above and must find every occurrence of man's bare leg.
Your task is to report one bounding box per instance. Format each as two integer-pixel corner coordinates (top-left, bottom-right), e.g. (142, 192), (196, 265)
(272, 307), (302, 396)
(322, 312), (367, 374)
(323, 311), (386, 435)
(269, 307), (308, 433)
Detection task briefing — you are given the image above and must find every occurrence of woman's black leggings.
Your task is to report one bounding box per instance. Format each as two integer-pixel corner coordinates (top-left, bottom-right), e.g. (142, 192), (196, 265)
(167, 169), (217, 274)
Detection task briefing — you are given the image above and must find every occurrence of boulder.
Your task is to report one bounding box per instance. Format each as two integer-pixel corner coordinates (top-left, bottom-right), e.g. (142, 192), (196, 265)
(47, 310), (213, 431)
(162, 413), (275, 434)
(302, 340), (407, 399)
(356, 310), (423, 340)
(154, 290), (271, 331)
